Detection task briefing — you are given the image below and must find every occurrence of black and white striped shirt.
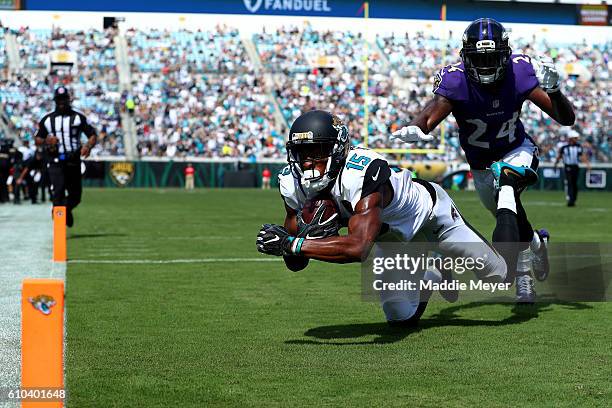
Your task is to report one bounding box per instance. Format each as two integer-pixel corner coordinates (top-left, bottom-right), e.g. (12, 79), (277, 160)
(559, 144), (583, 166)
(36, 109), (96, 155)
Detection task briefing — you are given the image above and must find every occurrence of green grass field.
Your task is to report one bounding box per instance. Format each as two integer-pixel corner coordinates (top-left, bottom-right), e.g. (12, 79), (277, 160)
(65, 189), (612, 407)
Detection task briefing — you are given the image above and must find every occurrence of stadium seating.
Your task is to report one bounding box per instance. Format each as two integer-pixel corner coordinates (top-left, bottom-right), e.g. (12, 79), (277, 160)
(132, 71), (280, 158)
(0, 34), (6, 68)
(3, 27), (124, 156)
(1, 24), (609, 162)
(254, 25), (385, 74)
(126, 27), (252, 73)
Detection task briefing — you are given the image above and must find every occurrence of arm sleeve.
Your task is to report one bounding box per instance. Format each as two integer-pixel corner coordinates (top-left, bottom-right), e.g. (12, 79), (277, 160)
(35, 116), (48, 139)
(278, 168), (300, 210)
(281, 195), (298, 211)
(514, 55), (539, 98)
(432, 66), (467, 102)
(79, 113), (97, 137)
(360, 159), (392, 200)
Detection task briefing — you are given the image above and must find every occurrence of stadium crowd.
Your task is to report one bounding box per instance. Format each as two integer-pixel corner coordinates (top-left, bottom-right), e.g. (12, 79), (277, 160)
(0, 24), (609, 163)
(125, 27), (278, 158)
(126, 26), (253, 73)
(2, 27), (124, 155)
(131, 71), (280, 158)
(255, 25), (385, 74)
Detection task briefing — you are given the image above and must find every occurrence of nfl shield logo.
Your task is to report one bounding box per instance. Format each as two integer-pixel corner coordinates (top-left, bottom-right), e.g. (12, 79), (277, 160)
(243, 0), (263, 13)
(492, 100), (500, 109)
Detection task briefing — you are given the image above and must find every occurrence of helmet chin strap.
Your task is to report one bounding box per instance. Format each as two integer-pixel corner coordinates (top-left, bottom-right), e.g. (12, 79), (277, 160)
(301, 174), (332, 198)
(300, 157), (334, 198)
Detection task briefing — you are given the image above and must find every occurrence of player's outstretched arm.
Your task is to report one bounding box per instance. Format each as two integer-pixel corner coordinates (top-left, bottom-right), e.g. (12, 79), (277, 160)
(408, 95), (453, 134)
(529, 57), (575, 126)
(391, 95), (452, 143)
(256, 190), (385, 263)
(297, 191), (384, 263)
(528, 87), (575, 126)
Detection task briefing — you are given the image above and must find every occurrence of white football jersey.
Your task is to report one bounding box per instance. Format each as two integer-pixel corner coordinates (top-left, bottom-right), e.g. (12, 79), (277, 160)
(278, 147), (434, 240)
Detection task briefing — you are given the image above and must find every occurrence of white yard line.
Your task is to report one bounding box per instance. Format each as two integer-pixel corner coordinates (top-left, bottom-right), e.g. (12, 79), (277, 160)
(68, 253), (612, 264)
(0, 204), (61, 408)
(68, 258), (281, 264)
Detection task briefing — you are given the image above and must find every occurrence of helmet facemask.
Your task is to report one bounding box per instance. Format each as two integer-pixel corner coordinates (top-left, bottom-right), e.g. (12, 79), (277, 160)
(287, 124), (349, 198)
(461, 26), (511, 85)
(289, 142), (335, 197)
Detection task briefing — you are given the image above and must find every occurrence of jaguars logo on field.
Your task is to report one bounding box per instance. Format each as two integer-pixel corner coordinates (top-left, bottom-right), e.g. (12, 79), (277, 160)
(29, 294), (56, 315)
(109, 162), (135, 187)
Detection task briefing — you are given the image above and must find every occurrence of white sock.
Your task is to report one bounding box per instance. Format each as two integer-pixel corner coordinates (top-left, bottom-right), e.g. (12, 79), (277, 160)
(530, 231), (541, 252)
(516, 249), (532, 276)
(497, 185), (517, 214)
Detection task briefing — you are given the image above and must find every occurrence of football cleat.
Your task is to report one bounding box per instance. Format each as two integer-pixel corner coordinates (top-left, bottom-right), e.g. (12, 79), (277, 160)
(515, 274), (536, 304)
(532, 229), (550, 281)
(491, 161), (538, 191)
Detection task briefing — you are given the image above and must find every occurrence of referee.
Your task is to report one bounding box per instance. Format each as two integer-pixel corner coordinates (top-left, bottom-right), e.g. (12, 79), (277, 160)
(35, 86), (97, 227)
(555, 132), (590, 207)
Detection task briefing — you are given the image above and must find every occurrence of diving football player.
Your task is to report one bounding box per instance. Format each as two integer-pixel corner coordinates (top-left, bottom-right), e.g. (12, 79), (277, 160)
(257, 110), (508, 326)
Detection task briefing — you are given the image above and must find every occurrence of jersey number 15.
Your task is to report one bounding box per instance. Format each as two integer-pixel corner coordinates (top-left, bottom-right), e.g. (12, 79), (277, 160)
(346, 153), (371, 171)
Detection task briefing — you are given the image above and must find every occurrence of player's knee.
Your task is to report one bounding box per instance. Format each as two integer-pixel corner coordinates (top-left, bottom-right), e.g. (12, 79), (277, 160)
(478, 252), (508, 283)
(382, 299), (420, 324)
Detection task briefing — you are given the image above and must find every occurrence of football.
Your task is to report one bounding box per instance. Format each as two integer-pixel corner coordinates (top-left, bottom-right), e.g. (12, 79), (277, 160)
(300, 198), (339, 225)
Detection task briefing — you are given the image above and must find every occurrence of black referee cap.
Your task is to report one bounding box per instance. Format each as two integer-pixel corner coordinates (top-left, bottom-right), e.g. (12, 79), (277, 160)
(54, 86), (70, 101)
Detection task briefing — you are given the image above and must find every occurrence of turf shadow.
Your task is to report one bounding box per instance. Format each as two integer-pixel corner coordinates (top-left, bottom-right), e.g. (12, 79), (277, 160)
(286, 298), (592, 346)
(68, 233), (127, 240)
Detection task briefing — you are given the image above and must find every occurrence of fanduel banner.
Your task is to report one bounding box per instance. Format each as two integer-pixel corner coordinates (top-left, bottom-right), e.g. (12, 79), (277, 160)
(243, 0), (332, 14)
(25, 0), (353, 17)
(24, 0), (578, 24)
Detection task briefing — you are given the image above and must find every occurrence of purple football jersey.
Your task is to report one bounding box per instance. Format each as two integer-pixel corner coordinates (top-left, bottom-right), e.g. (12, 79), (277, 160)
(433, 54), (539, 169)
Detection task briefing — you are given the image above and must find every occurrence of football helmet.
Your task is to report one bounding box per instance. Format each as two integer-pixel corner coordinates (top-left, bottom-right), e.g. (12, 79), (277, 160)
(460, 18), (511, 85)
(286, 110), (350, 198)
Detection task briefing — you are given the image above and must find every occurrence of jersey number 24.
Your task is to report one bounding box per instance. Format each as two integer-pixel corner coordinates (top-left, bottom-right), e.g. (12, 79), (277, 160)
(466, 111), (519, 149)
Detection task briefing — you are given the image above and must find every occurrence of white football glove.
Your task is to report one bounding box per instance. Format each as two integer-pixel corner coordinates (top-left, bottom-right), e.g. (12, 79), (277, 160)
(391, 126), (434, 144)
(533, 56), (560, 93)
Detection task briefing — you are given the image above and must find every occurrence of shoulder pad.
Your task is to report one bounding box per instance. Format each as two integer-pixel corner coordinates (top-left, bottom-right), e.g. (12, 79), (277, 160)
(433, 62), (468, 102)
(340, 148), (391, 209)
(278, 165), (302, 210)
(510, 54), (538, 97)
